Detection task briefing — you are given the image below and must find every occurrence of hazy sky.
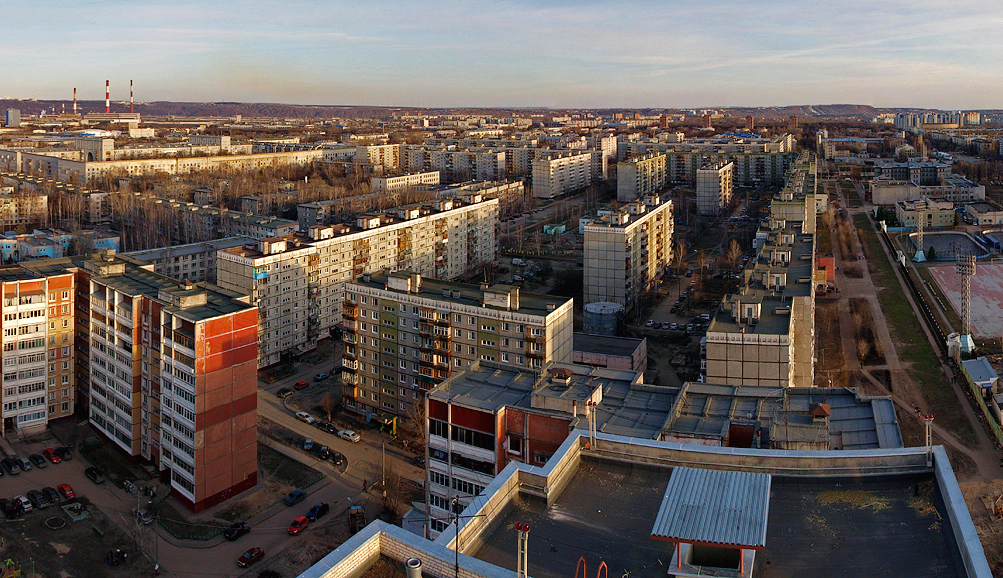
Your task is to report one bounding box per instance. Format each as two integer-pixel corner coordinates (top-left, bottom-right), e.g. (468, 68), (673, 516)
(7, 0), (1003, 109)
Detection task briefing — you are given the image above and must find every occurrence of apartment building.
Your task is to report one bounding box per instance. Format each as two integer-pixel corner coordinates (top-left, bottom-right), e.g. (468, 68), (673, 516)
(874, 160), (951, 185)
(431, 180), (525, 213)
(617, 153), (667, 202)
(583, 194), (674, 314)
(371, 171), (441, 194)
(402, 148), (507, 183)
(124, 237), (252, 283)
(341, 272), (573, 419)
(0, 191), (48, 230)
(0, 267), (75, 434)
(696, 161), (734, 216)
(216, 196), (499, 368)
(532, 151), (602, 198)
(624, 134), (795, 186)
(71, 254), (257, 512)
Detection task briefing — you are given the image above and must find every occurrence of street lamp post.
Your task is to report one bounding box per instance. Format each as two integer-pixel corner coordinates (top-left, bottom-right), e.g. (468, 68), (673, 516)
(452, 496), (460, 578)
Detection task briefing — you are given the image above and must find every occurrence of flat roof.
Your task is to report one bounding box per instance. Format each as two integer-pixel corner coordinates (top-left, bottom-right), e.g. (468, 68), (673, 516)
(471, 459), (965, 578)
(352, 272), (571, 318)
(962, 357), (998, 385)
(650, 467), (771, 549)
(572, 333), (644, 357)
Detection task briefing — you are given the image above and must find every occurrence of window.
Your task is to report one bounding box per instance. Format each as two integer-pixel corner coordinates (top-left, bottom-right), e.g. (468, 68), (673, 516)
(468, 316), (475, 326)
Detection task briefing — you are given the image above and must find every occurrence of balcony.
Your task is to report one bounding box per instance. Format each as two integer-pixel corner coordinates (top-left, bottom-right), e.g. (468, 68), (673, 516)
(524, 333), (545, 344)
(527, 349), (545, 359)
(342, 383), (359, 398)
(342, 349), (357, 361)
(342, 308), (359, 321)
(342, 332), (357, 344)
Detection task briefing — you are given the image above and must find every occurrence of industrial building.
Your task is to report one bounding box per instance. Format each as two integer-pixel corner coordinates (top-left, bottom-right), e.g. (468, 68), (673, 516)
(696, 161), (734, 216)
(617, 153), (667, 202)
(583, 194), (674, 314)
(870, 174), (985, 205)
(216, 196), (499, 367)
(340, 272), (573, 419)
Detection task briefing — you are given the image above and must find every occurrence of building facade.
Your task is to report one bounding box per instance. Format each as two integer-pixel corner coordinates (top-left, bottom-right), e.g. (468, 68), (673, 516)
(371, 171), (441, 194)
(617, 153), (667, 202)
(216, 197), (500, 368)
(341, 273), (573, 420)
(531, 151), (602, 198)
(696, 161), (734, 216)
(583, 194), (674, 314)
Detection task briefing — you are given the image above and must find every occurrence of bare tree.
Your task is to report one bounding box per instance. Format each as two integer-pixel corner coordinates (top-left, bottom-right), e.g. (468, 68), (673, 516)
(696, 250), (709, 280)
(320, 393), (338, 422)
(726, 239), (742, 272)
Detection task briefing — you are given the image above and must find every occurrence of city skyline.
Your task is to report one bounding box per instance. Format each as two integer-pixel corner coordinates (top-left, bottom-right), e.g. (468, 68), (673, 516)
(8, 0), (1003, 110)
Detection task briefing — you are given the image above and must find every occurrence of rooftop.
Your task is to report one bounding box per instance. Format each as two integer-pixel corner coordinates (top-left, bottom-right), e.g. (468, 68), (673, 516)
(573, 333), (644, 358)
(350, 272), (571, 319)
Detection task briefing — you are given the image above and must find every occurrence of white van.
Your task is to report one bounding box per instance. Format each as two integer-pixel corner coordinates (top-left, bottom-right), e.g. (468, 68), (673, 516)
(512, 258), (526, 266)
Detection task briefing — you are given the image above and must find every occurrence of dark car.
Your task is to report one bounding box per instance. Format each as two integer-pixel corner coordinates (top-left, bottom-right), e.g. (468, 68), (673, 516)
(320, 422), (338, 434)
(26, 489), (48, 509)
(330, 451), (344, 466)
(1, 499), (20, 519)
(55, 447), (72, 461)
(85, 467), (106, 484)
(294, 380), (309, 390)
(305, 502), (330, 522)
(276, 388), (293, 398)
(28, 454), (46, 468)
(42, 487), (59, 504)
(314, 372), (330, 381)
(1, 459), (20, 475)
(283, 489), (307, 506)
(412, 455), (426, 467)
(237, 547), (264, 568)
(224, 523), (251, 541)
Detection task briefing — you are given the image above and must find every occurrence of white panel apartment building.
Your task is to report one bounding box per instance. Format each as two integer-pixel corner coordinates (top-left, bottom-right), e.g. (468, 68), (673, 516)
(371, 171), (441, 194)
(696, 161), (734, 216)
(532, 151), (603, 198)
(216, 197), (499, 367)
(584, 194), (674, 313)
(617, 153), (667, 202)
(402, 148), (506, 183)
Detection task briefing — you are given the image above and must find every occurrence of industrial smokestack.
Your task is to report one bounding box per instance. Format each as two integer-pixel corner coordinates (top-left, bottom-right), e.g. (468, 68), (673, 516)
(73, 88), (77, 115)
(130, 79), (134, 113)
(105, 80), (110, 113)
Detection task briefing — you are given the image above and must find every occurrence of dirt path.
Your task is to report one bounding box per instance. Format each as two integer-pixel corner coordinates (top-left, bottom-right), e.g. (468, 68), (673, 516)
(829, 201), (1000, 481)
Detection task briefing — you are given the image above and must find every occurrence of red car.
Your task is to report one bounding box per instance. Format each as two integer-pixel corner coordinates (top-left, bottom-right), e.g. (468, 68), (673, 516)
(57, 484), (75, 499)
(237, 547), (264, 567)
(294, 381), (309, 390)
(43, 448), (61, 464)
(288, 515), (309, 535)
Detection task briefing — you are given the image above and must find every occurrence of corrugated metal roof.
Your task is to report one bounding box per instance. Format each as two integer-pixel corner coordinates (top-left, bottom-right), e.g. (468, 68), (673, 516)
(650, 467), (771, 549)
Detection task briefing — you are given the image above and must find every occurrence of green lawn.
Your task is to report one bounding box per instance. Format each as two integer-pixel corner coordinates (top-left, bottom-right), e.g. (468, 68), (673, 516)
(853, 214), (977, 447)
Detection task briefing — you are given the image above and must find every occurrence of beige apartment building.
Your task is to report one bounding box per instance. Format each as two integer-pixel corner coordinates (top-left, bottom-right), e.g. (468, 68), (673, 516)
(617, 153), (667, 202)
(583, 194), (674, 314)
(216, 196), (499, 367)
(371, 171), (441, 194)
(340, 272), (573, 419)
(696, 161), (734, 216)
(532, 151), (603, 198)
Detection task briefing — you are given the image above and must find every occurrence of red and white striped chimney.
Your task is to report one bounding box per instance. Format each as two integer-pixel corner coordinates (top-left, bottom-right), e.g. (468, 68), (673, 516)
(105, 80), (110, 113)
(130, 80), (134, 113)
(73, 88), (77, 115)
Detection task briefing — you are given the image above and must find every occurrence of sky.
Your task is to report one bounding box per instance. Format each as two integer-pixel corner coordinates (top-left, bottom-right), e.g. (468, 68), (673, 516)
(6, 0), (1003, 109)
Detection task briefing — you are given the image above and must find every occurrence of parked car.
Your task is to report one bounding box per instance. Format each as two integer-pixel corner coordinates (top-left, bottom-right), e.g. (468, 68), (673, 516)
(294, 380), (309, 390)
(26, 490), (47, 509)
(85, 467), (106, 484)
(2, 459), (20, 475)
(237, 547), (264, 568)
(314, 372), (330, 381)
(15, 456), (30, 472)
(224, 523), (251, 541)
(134, 507), (153, 525)
(303, 438), (314, 451)
(412, 455), (426, 467)
(295, 412), (316, 425)
(686, 324), (694, 332)
(42, 487), (59, 504)
(1, 499), (19, 519)
(13, 495), (30, 512)
(670, 323), (679, 330)
(318, 446), (330, 460)
(54, 447), (72, 461)
(645, 319), (654, 327)
(329, 451), (345, 466)
(288, 515), (309, 536)
(43, 448), (61, 464)
(337, 430), (361, 443)
(283, 489), (307, 506)
(57, 484), (75, 499)
(276, 388), (293, 398)
(306, 502), (330, 522)
(28, 454), (46, 468)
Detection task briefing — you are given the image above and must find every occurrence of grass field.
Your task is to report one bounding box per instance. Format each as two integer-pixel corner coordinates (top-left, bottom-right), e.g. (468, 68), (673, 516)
(853, 213), (978, 448)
